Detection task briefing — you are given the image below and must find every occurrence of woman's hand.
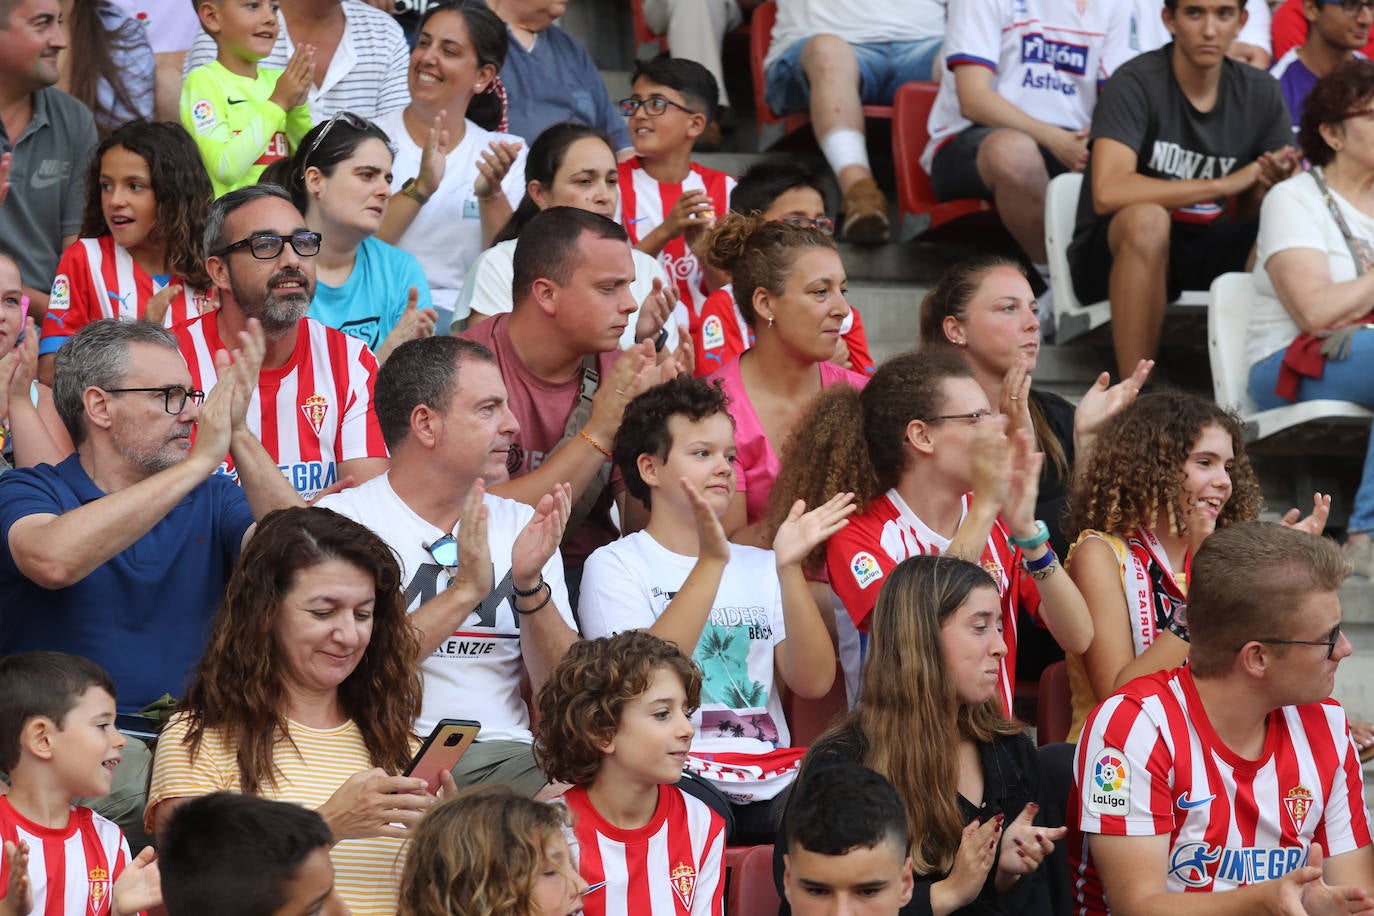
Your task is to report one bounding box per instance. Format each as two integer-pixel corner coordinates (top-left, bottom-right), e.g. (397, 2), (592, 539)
(142, 284), (182, 326)
(1183, 495), (1219, 558)
(1001, 429), (1044, 538)
(1074, 359), (1153, 447)
(112, 847), (161, 916)
(376, 288), (439, 363)
(317, 768), (436, 841)
(1280, 493), (1331, 536)
(967, 415), (1012, 512)
(415, 111), (452, 200)
(931, 816), (1001, 914)
(1000, 360), (1032, 436)
(772, 492), (857, 569)
(473, 140), (522, 202)
(997, 803), (1066, 883)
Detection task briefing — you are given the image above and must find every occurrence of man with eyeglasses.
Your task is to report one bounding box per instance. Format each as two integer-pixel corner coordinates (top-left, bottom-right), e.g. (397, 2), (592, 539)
(1073, 522), (1374, 913)
(174, 184), (390, 502)
(1277, 0), (1374, 59)
(318, 335), (578, 797)
(1271, 0), (1372, 130)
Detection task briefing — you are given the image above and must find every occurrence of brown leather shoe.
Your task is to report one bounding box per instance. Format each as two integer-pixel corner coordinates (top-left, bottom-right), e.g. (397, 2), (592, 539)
(841, 177), (890, 244)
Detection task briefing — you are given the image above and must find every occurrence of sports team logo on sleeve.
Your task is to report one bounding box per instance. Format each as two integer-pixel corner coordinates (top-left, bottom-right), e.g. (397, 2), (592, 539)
(850, 552), (883, 589)
(50, 274), (70, 311)
(1284, 784), (1314, 834)
(702, 314), (725, 351)
(301, 393), (330, 437)
(1086, 747), (1130, 815)
(191, 100), (216, 132)
(670, 861), (697, 910)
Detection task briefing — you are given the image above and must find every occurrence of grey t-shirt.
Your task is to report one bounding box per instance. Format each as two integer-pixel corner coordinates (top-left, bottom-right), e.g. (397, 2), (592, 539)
(1073, 45), (1292, 242)
(0, 89), (97, 294)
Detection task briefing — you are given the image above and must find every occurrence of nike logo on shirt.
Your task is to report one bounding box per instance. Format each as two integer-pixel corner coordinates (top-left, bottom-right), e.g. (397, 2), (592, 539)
(1177, 792), (1216, 810)
(227, 98), (248, 105)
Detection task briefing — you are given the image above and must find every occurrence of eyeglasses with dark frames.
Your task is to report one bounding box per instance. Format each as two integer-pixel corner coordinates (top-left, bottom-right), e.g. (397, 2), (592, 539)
(1319, 0), (1374, 15)
(780, 215), (836, 236)
(618, 96), (698, 118)
(103, 385), (206, 415)
(1251, 624), (1344, 660)
(210, 232), (323, 260)
(921, 410), (998, 424)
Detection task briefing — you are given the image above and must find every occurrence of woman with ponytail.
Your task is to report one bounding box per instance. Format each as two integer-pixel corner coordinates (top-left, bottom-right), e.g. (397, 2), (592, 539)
(375, 0), (528, 329)
(262, 115), (436, 363)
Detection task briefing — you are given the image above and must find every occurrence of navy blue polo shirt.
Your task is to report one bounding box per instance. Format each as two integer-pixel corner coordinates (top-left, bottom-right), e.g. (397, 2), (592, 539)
(0, 455), (254, 711)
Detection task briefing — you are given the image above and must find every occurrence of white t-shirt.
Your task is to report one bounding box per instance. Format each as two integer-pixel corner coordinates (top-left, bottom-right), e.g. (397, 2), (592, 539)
(1251, 170), (1374, 366)
(107, 0), (201, 53)
(455, 238), (684, 350)
(1129, 0), (1272, 57)
(317, 473), (574, 739)
(764, 0), (947, 72)
(578, 531), (790, 753)
(921, 0), (1134, 173)
(376, 110), (529, 319)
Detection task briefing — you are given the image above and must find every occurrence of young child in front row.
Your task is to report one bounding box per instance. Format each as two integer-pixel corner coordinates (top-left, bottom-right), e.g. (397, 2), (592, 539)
(0, 652), (160, 916)
(780, 763), (915, 916)
(398, 785), (588, 916)
(159, 792), (345, 916)
(536, 631), (726, 916)
(578, 376), (854, 844)
(182, 0), (314, 197)
(617, 57), (735, 317)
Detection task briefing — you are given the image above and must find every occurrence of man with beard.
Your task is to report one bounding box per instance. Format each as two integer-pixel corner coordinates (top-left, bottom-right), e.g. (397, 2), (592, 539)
(175, 185), (390, 501)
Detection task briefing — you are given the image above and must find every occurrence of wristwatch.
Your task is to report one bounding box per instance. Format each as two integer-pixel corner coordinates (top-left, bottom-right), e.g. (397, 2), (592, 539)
(653, 327), (669, 352)
(400, 178), (431, 206)
(1166, 603), (1190, 643)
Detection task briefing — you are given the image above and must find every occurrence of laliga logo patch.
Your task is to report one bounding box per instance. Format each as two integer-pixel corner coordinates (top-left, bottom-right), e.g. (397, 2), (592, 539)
(671, 861), (697, 910)
(50, 274), (70, 311)
(1085, 747), (1130, 815)
(301, 393), (329, 437)
(191, 100), (217, 132)
(87, 866), (110, 915)
(1284, 785), (1314, 834)
(702, 314), (725, 350)
(850, 552), (883, 589)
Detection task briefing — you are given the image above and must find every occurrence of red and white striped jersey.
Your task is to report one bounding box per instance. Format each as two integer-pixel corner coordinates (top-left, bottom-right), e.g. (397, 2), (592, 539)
(174, 312), (388, 501)
(825, 489), (1041, 714)
(1071, 667), (1372, 913)
(0, 799), (135, 916)
(40, 236), (212, 355)
(562, 783), (725, 916)
(617, 159), (735, 316)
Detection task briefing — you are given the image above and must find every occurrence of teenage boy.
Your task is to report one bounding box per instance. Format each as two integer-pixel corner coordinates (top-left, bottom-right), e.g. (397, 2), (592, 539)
(1269, 0), (1371, 130)
(536, 630), (726, 915)
(1072, 522), (1374, 913)
(0, 653), (161, 916)
(617, 58), (737, 318)
(1069, 0), (1298, 380)
(182, 0), (314, 196)
(159, 793), (346, 916)
(578, 376), (853, 842)
(691, 160), (874, 377)
(780, 763), (915, 916)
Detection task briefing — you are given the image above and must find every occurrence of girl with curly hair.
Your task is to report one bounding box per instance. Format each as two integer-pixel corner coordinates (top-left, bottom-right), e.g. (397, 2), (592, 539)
(768, 349), (1092, 716)
(1064, 390), (1331, 740)
(38, 120), (214, 382)
(775, 555), (1064, 916)
(146, 507), (433, 916)
(535, 630), (727, 915)
(399, 785), (588, 916)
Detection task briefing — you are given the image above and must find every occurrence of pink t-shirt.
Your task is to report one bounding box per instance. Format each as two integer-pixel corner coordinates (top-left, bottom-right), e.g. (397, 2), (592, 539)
(460, 315), (623, 566)
(709, 356), (867, 525)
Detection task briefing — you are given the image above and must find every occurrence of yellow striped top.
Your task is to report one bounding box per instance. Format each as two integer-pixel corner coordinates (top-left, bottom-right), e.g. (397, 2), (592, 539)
(147, 712), (409, 915)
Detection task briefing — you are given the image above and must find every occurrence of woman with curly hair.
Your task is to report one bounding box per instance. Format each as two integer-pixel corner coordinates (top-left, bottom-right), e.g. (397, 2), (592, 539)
(769, 349), (1092, 715)
(774, 555), (1064, 916)
(702, 212), (867, 546)
(37, 120), (214, 383)
(146, 507), (434, 916)
(399, 785), (588, 916)
(1064, 390), (1330, 741)
(535, 630), (727, 915)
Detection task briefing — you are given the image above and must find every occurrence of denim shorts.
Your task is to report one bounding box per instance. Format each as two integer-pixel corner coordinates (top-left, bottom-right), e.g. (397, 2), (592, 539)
(764, 35), (943, 115)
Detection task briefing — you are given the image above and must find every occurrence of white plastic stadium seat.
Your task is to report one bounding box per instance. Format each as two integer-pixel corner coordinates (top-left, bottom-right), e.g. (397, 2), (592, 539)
(1207, 271), (1371, 443)
(1044, 172), (1208, 344)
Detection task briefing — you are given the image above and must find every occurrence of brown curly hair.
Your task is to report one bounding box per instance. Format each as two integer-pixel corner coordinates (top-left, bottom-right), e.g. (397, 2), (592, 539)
(1068, 390), (1261, 539)
(766, 350), (973, 563)
(701, 212), (835, 327)
(534, 631), (701, 786)
(399, 785), (572, 916)
(177, 508), (423, 795)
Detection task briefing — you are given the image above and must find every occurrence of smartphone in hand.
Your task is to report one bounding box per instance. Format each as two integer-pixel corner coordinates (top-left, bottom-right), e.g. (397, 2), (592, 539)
(404, 718), (481, 793)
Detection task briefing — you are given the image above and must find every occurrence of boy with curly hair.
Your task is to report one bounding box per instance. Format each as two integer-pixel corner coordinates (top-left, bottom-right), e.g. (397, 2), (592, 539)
(535, 630), (726, 916)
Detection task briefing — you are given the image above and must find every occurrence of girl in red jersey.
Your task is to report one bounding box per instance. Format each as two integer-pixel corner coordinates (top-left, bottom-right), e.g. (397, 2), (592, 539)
(38, 120), (214, 382)
(398, 785), (588, 916)
(536, 631), (726, 916)
(1065, 390), (1339, 742)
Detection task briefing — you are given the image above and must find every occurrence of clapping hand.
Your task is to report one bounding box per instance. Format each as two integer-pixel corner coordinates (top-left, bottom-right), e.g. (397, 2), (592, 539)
(772, 492), (857, 569)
